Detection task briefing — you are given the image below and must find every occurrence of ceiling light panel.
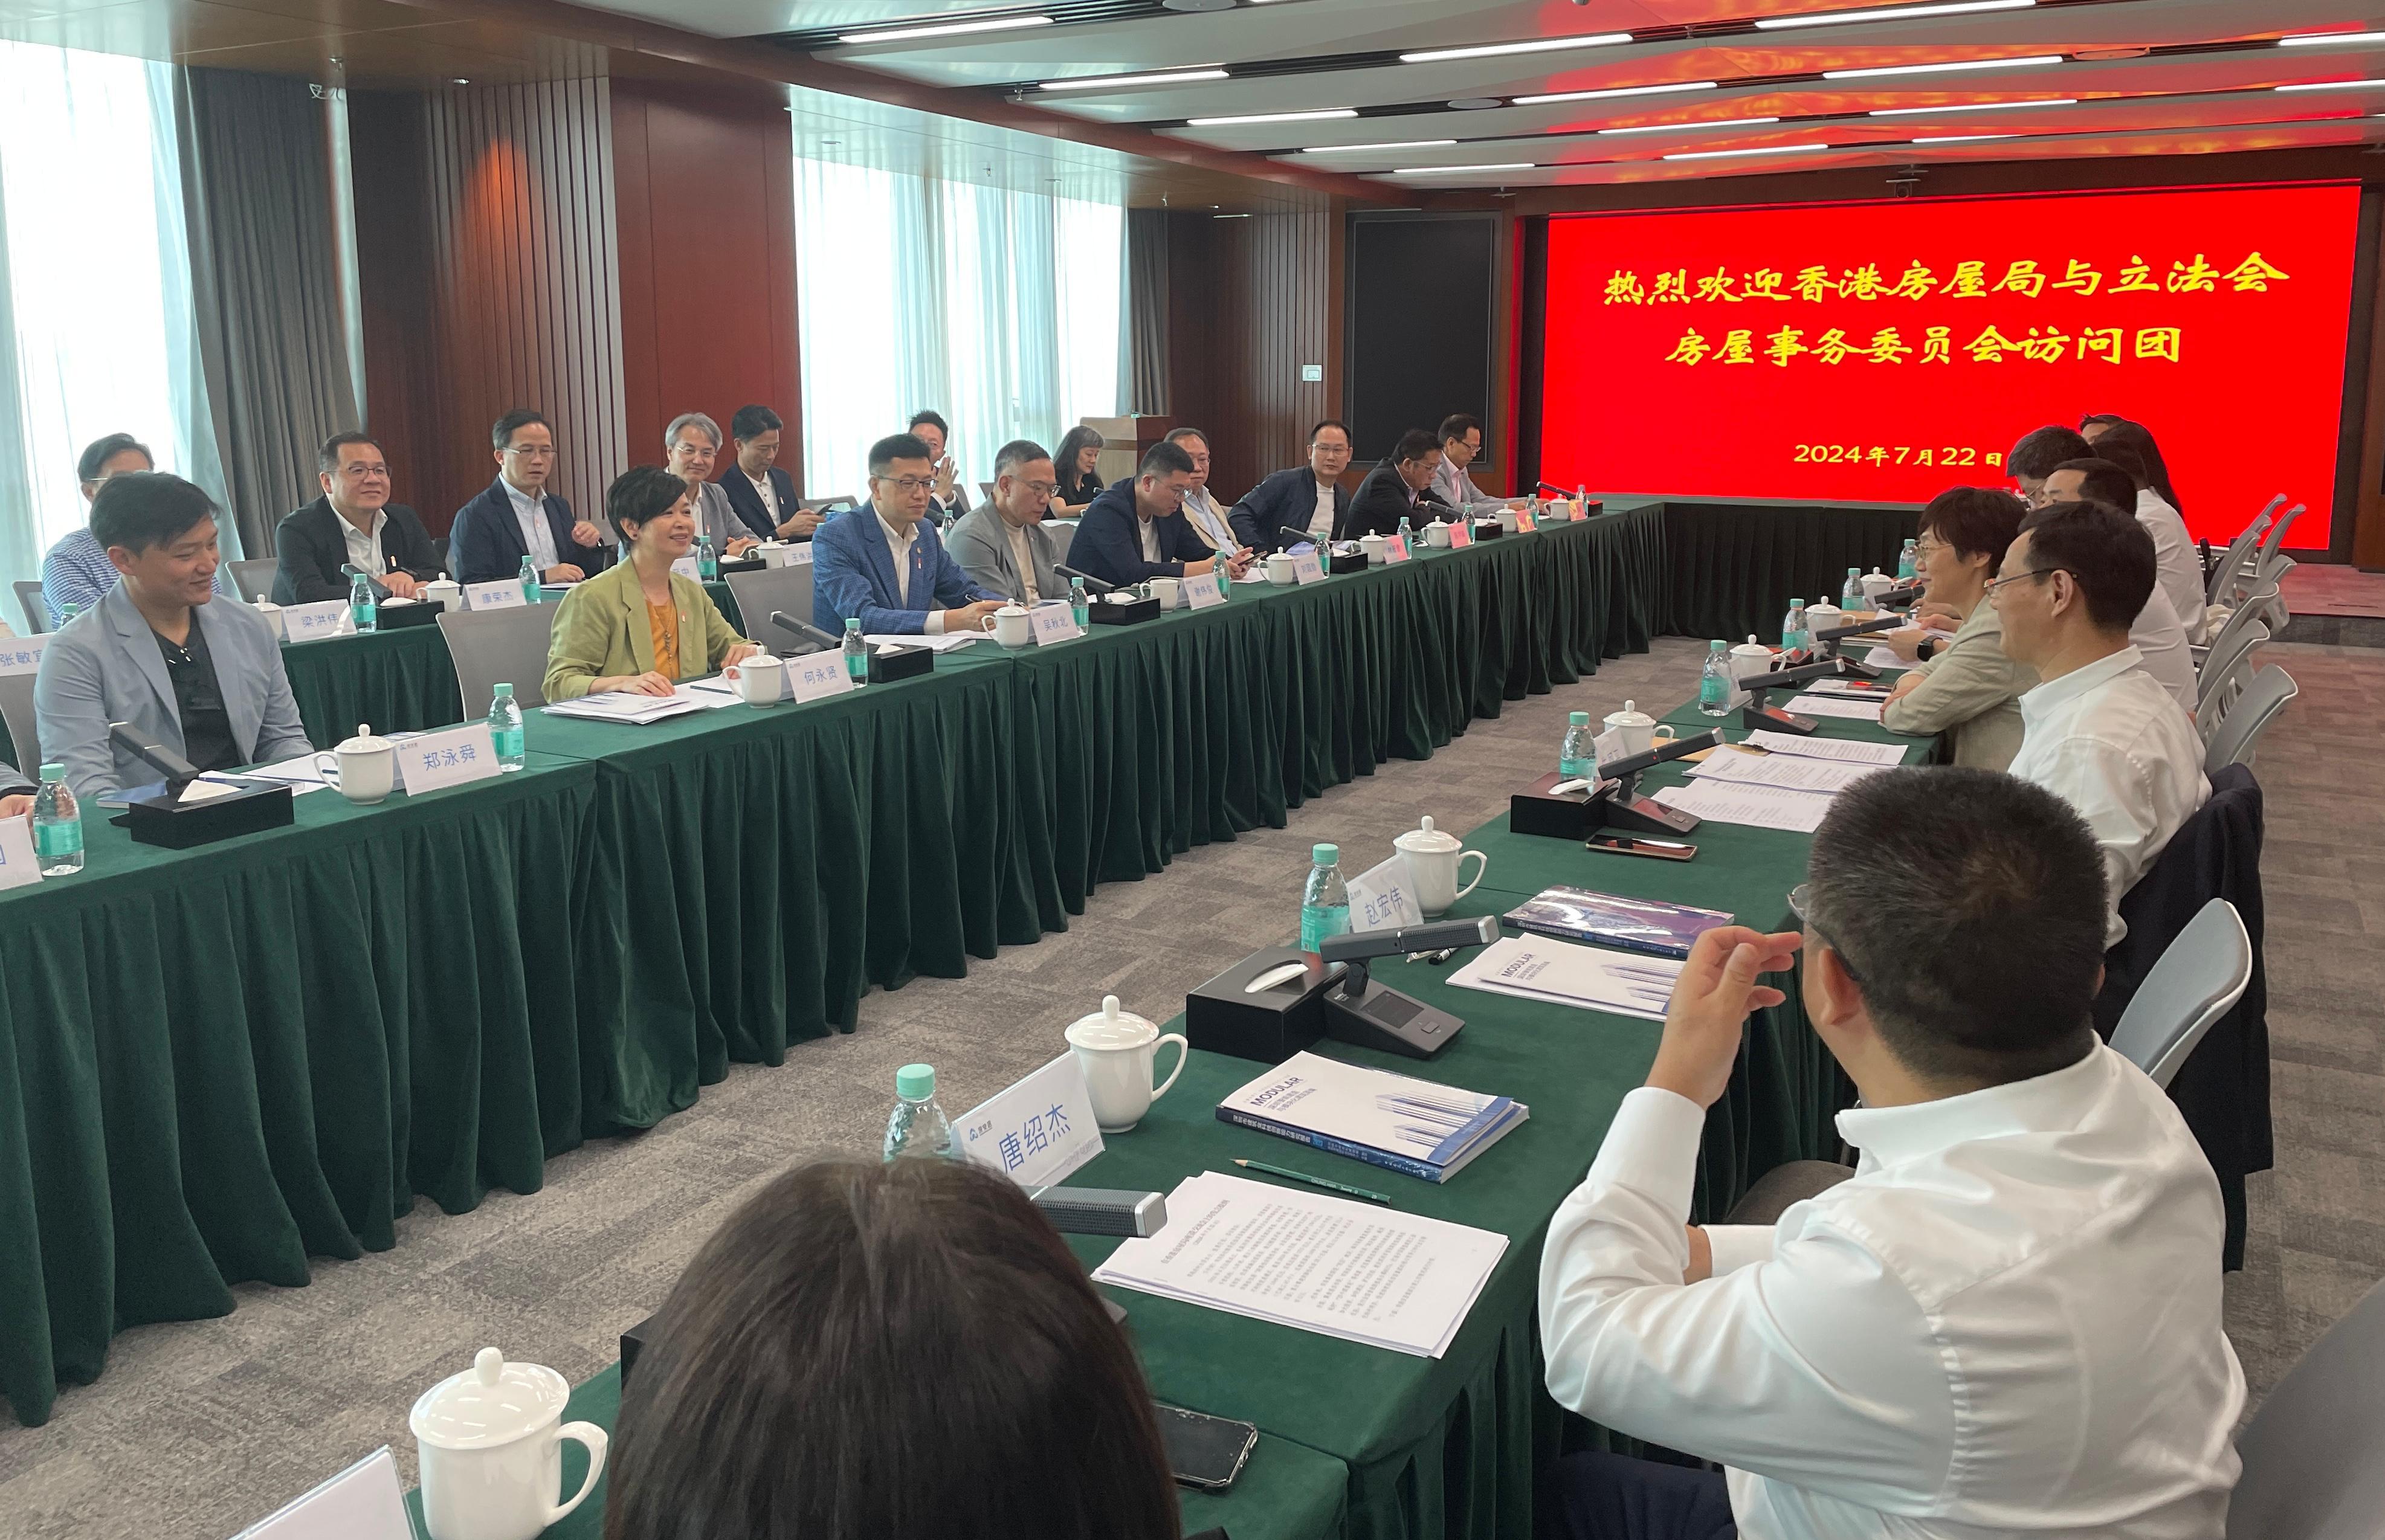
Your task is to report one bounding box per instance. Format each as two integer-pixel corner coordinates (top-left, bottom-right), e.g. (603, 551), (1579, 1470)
(838, 14), (1055, 45)
(1824, 54), (2064, 80)
(1401, 34), (1632, 65)
(1186, 108), (1358, 126)
(1755, 0), (2033, 28)
(1039, 66), (1227, 91)
(1598, 116), (1780, 135)
(1514, 80), (1720, 107)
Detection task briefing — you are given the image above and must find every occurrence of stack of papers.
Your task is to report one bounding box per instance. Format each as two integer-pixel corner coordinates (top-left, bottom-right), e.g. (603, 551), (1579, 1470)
(1652, 779), (1833, 833)
(1089, 1171), (1506, 1358)
(1742, 731), (1908, 765)
(1801, 676), (1895, 699)
(543, 691), (708, 725)
(1686, 746), (1885, 794)
(864, 633), (976, 654)
(1216, 1052), (1526, 1182)
(1786, 692), (1885, 721)
(1448, 935), (1686, 1022)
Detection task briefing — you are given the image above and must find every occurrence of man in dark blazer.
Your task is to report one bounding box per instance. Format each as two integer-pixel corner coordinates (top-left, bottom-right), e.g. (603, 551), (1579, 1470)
(1065, 440), (1251, 589)
(446, 408), (613, 586)
(720, 403), (820, 543)
(271, 431), (442, 603)
(1341, 428), (1456, 540)
(1230, 419), (1354, 553)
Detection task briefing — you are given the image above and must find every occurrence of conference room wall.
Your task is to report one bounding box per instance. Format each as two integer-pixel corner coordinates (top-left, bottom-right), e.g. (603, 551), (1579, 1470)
(610, 79), (805, 489)
(1163, 207), (1345, 501)
(351, 79), (629, 539)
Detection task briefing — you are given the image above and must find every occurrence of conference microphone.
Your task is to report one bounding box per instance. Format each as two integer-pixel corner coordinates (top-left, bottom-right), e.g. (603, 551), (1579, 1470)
(1277, 524), (1322, 550)
(1318, 913), (1499, 967)
(1596, 727), (1720, 781)
(1534, 480), (1579, 498)
(109, 721), (201, 791)
(1313, 915), (1499, 1057)
(1054, 564), (1117, 594)
(1874, 583), (1922, 609)
(1740, 657), (1843, 694)
(769, 611), (840, 654)
(1738, 658), (1840, 736)
(1811, 614), (1905, 643)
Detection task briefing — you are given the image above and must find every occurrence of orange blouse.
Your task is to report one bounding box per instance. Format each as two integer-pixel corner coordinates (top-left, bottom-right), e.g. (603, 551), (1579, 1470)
(647, 601), (681, 681)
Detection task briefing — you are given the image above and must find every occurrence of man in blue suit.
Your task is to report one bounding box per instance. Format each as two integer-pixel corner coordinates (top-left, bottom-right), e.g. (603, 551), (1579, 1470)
(720, 403), (820, 543)
(1065, 440), (1251, 590)
(445, 409), (615, 586)
(36, 472), (313, 801)
(812, 432), (1005, 636)
(1230, 419), (1354, 553)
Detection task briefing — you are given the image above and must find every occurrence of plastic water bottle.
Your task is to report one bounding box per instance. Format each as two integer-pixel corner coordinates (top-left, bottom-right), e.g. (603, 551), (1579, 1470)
(881, 1063), (958, 1161)
(1897, 540), (1918, 581)
(1215, 551), (1231, 601)
(519, 555), (540, 604)
(842, 617), (870, 686)
(1781, 599), (1809, 652)
(1299, 843), (1351, 962)
(1841, 567), (1865, 607)
(1398, 514), (1413, 544)
(1560, 710), (1595, 779)
(696, 532), (717, 581)
(1070, 576), (1090, 631)
(32, 764), (82, 876)
(488, 682), (526, 773)
(1699, 640), (1731, 717)
(349, 570), (378, 634)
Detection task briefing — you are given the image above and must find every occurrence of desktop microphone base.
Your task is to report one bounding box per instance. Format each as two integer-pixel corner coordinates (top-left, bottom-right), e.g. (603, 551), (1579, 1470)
(1741, 702), (1818, 736)
(1598, 791), (1700, 836)
(1324, 975), (1464, 1059)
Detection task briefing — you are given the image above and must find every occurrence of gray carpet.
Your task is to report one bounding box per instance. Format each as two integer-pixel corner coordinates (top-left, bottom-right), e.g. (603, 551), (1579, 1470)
(1, 638), (2374, 1539)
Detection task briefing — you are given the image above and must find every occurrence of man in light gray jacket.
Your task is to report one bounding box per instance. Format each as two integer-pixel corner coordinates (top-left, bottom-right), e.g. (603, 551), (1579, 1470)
(1880, 486), (2037, 771)
(946, 439), (1069, 605)
(36, 473), (312, 801)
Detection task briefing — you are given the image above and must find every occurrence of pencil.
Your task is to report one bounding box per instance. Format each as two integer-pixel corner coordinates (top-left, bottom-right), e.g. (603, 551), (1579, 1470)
(1233, 1158), (1393, 1204)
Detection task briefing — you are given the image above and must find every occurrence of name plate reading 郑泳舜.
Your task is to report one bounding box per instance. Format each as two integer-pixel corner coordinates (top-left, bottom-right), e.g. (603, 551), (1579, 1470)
(957, 1052), (1105, 1191)
(1183, 571), (1224, 609)
(395, 723), (501, 794)
(462, 579), (526, 612)
(786, 649), (854, 703)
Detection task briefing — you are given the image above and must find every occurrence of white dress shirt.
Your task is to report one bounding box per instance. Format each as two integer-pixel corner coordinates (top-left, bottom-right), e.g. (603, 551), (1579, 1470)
(1309, 476), (1337, 538)
(1540, 1046), (2242, 1540)
(2135, 489), (2206, 646)
(338, 507), (389, 580)
(747, 469), (780, 527)
(1181, 487), (1237, 552)
(2007, 645), (2210, 946)
(1433, 457), (1486, 508)
(875, 512), (945, 634)
(505, 478), (560, 572)
(2128, 587), (2197, 711)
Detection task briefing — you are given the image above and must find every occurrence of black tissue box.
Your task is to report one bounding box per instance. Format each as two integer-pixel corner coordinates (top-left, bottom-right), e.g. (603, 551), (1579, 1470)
(1088, 593), (1161, 625)
(1472, 519), (1506, 540)
(621, 1312), (657, 1390)
(1328, 550), (1369, 575)
(716, 556), (766, 576)
(375, 598), (445, 630)
(1185, 946), (1336, 1063)
(1510, 770), (1598, 840)
(119, 780), (294, 848)
(867, 644), (935, 685)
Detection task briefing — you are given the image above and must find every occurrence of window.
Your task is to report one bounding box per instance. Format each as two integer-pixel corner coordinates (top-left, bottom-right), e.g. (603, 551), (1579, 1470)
(793, 156), (1124, 500)
(0, 42), (219, 603)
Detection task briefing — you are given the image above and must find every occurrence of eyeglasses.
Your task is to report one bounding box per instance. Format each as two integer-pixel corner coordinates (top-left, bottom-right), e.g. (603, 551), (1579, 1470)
(504, 446), (555, 460)
(1983, 567), (2062, 595)
(1786, 883), (1861, 984)
(1017, 480), (1059, 497)
(1912, 535), (1951, 559)
(877, 475), (937, 493)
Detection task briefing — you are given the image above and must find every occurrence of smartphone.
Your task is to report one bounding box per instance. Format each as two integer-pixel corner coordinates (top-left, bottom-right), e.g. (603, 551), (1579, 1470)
(1586, 831), (1697, 862)
(1156, 1403), (1259, 1491)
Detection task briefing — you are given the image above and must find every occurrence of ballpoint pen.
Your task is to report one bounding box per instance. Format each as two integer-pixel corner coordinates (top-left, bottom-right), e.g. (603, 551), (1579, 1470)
(1233, 1158), (1393, 1204)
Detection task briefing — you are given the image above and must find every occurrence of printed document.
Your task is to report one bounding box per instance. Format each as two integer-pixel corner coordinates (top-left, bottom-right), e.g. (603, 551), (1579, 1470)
(1652, 779), (1833, 833)
(1686, 747), (1883, 794)
(1786, 693), (1885, 721)
(1742, 731), (1909, 765)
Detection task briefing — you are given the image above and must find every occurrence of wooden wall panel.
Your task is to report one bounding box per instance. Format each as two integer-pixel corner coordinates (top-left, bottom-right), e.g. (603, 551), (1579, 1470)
(352, 79), (625, 536)
(611, 80), (804, 486)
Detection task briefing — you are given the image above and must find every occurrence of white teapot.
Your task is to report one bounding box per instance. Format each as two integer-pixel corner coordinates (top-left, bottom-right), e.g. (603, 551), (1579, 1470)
(411, 1347), (607, 1540)
(1063, 994), (1187, 1133)
(314, 723), (396, 805)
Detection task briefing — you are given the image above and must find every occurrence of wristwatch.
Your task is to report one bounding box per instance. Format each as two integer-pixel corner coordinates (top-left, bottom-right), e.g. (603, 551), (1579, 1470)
(1916, 636), (1941, 662)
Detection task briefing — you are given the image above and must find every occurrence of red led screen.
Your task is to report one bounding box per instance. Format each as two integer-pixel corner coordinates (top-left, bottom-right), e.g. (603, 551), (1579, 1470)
(1538, 184), (2360, 547)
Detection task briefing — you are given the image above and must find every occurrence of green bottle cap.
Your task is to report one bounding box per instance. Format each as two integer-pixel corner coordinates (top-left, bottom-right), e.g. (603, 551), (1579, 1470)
(896, 1063), (935, 1100)
(1312, 843), (1338, 865)
(846, 617), (861, 631)
(494, 682), (513, 697)
(1709, 639), (1726, 650)
(39, 763), (64, 782)
(1569, 710), (1589, 725)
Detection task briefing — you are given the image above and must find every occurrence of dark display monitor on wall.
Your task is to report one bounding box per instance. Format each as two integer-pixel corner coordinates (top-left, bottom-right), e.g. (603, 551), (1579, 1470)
(1349, 214), (1499, 463)
(1535, 183), (2363, 548)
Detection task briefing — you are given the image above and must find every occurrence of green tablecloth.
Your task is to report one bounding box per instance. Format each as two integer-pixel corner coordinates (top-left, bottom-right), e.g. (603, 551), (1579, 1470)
(401, 1364), (1352, 1540)
(282, 625), (467, 744)
(1606, 497), (1921, 645)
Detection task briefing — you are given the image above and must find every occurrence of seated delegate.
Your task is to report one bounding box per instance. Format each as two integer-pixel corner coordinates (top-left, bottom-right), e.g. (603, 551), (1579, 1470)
(447, 408), (613, 586)
(665, 412), (764, 557)
(604, 1157), (1181, 1540)
(1878, 486), (2036, 771)
(36, 472), (313, 801)
(41, 432), (218, 625)
(542, 466), (762, 701)
(810, 433), (1005, 636)
(1433, 413), (1489, 507)
(1340, 428), (1454, 539)
(2033, 456), (2197, 709)
(2086, 420), (2206, 643)
(1539, 767), (2242, 1539)
(721, 404), (819, 543)
(270, 432), (442, 604)
(1993, 497), (2210, 947)
(1230, 420), (1352, 554)
(1166, 427), (1244, 557)
(909, 409), (970, 526)
(946, 439), (1068, 604)
(1052, 424), (1106, 514)
(1065, 441), (1251, 589)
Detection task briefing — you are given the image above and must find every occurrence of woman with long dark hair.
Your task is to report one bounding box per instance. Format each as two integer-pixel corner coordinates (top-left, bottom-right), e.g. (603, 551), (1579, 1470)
(1053, 425), (1106, 514)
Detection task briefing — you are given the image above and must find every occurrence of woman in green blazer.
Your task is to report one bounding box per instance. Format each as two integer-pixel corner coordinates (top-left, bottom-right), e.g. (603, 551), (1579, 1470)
(544, 465), (763, 701)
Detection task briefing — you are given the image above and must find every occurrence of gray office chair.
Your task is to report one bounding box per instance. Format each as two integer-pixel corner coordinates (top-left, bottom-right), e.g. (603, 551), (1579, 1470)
(2204, 499), (2276, 611)
(2194, 652), (2259, 746)
(978, 480), (996, 504)
(2203, 665), (2296, 775)
(2106, 898), (2251, 1090)
(2226, 1272), (2385, 1539)
(437, 602), (561, 711)
(2255, 500), (2306, 563)
(228, 558), (279, 604)
(797, 495), (851, 513)
(13, 581), (47, 635)
(2195, 618), (2266, 714)
(0, 674), (37, 772)
(723, 562), (818, 651)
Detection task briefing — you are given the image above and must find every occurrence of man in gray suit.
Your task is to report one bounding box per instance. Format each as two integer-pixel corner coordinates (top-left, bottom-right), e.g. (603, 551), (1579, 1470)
(946, 439), (1069, 604)
(666, 412), (764, 557)
(35, 472), (312, 801)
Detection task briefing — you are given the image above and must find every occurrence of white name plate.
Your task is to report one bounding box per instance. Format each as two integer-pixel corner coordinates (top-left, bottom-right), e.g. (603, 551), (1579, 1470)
(230, 1446), (412, 1540)
(670, 556), (701, 581)
(462, 579), (525, 612)
(786, 649), (855, 703)
(1183, 572), (1224, 609)
(957, 1052), (1104, 1191)
(0, 635), (47, 677)
(1346, 854), (1424, 933)
(395, 723), (501, 794)
(1030, 604), (1082, 645)
(1291, 552), (1327, 585)
(0, 816), (42, 891)
(283, 601), (352, 642)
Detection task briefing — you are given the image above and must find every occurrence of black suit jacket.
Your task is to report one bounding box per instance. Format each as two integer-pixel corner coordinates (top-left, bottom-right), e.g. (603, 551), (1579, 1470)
(1340, 460), (1453, 540)
(446, 478), (614, 587)
(1062, 483), (1210, 587)
(1230, 465), (1349, 553)
(718, 465), (802, 543)
(270, 497), (442, 604)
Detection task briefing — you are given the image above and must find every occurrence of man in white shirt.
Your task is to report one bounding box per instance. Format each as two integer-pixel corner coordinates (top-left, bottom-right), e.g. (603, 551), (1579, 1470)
(1538, 767), (2242, 1540)
(809, 433), (1004, 637)
(1433, 413), (1489, 507)
(1996, 498), (2212, 947)
(2027, 456), (2196, 709)
(1228, 420), (1354, 553)
(908, 408), (969, 526)
(2042, 453), (2204, 646)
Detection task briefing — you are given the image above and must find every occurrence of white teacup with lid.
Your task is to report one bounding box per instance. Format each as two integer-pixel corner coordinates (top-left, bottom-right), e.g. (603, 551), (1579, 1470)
(1358, 532), (1388, 564)
(1424, 517), (1453, 548)
(1394, 816), (1488, 917)
(315, 723), (396, 804)
(1601, 700), (1673, 759)
(1728, 634), (1773, 703)
(421, 573), (463, 612)
(411, 1347), (608, 1540)
(253, 598), (285, 641)
(979, 603), (1036, 648)
(1063, 994), (1188, 1133)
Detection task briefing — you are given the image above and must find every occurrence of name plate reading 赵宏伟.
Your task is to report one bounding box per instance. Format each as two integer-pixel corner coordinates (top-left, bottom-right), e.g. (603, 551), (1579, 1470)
(1346, 854), (1424, 933)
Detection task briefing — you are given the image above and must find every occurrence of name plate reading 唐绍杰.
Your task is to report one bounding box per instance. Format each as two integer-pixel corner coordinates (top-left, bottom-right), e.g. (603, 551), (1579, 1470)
(1292, 552), (1328, 585)
(0, 635), (47, 677)
(1345, 854), (1424, 933)
(1385, 535), (1411, 563)
(462, 579), (525, 612)
(395, 723), (501, 794)
(1183, 571), (1224, 608)
(283, 601), (352, 642)
(786, 650), (854, 703)
(957, 1052), (1105, 1191)
(1030, 605), (1082, 645)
